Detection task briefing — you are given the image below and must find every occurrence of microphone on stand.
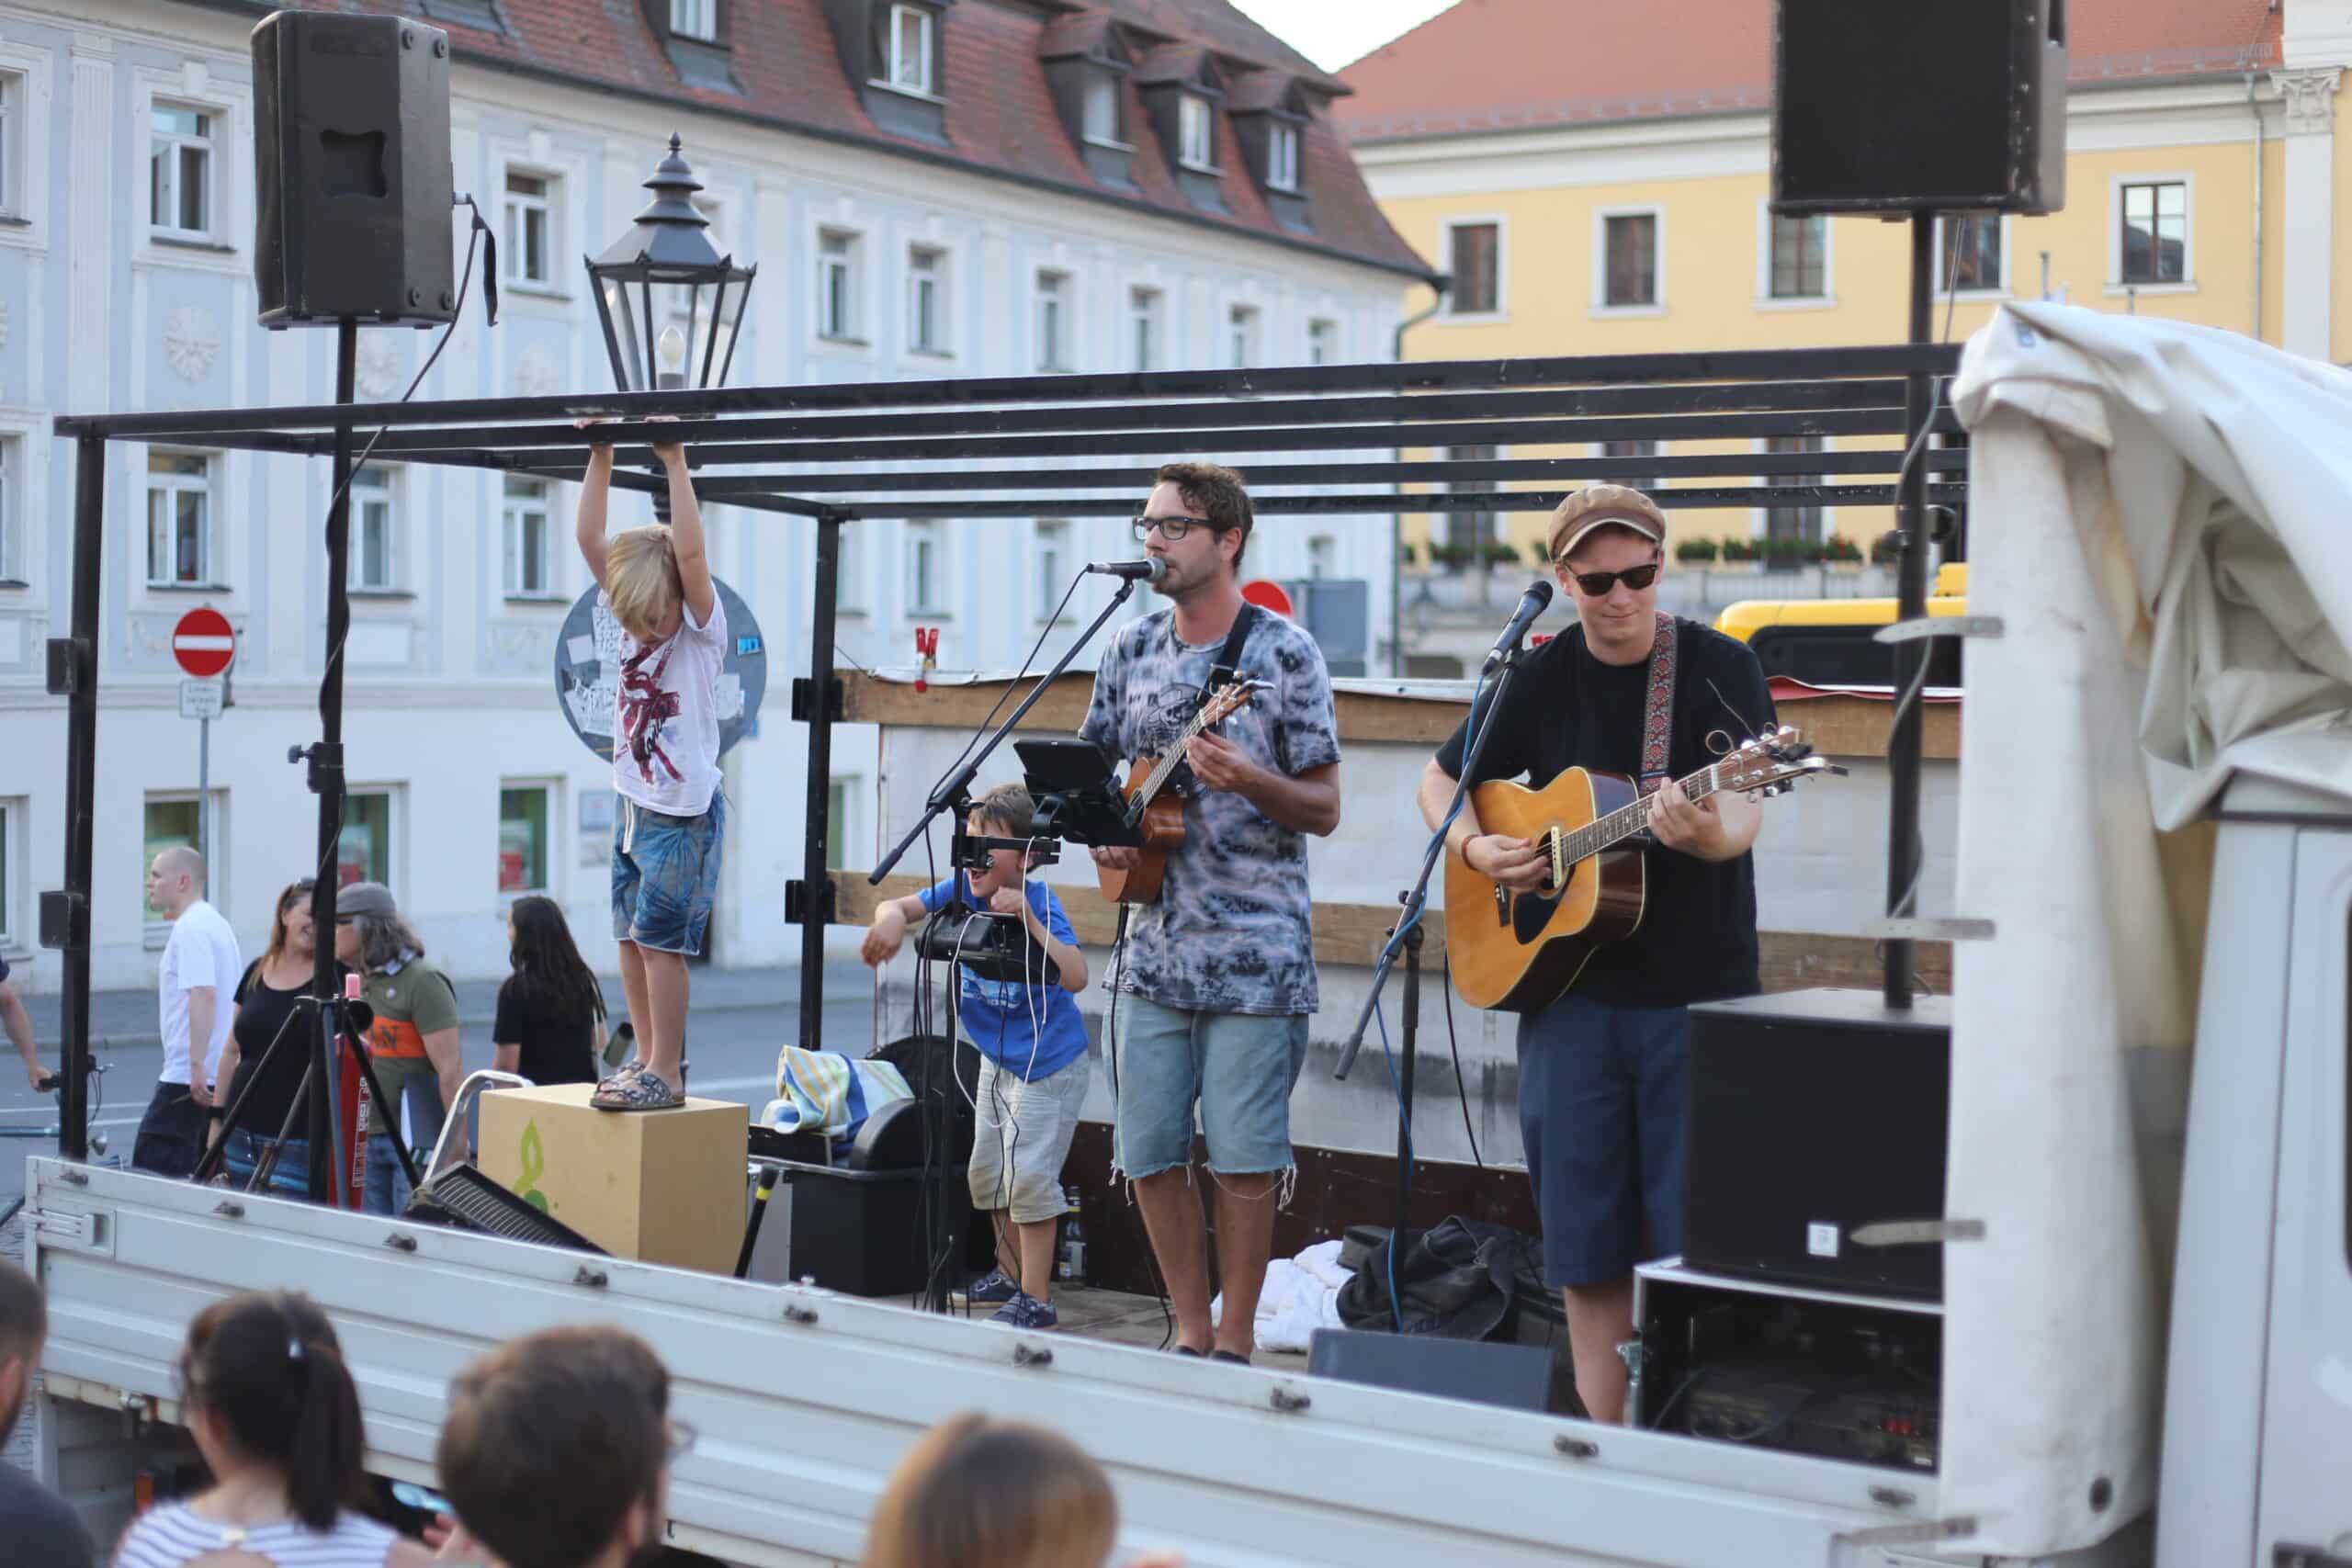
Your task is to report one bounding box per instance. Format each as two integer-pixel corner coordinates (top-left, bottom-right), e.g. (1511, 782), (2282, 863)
(1085, 558), (1168, 583)
(1481, 579), (1555, 671)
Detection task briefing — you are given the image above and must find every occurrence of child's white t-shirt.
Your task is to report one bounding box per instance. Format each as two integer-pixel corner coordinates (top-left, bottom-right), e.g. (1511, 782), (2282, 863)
(607, 589), (729, 817)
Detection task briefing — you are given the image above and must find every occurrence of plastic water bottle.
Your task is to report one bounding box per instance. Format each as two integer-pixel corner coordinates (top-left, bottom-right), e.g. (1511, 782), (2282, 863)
(1057, 1187), (1086, 1282)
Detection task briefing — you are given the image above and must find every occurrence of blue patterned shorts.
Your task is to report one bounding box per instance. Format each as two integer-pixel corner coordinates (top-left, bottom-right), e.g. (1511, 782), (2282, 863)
(611, 788), (727, 956)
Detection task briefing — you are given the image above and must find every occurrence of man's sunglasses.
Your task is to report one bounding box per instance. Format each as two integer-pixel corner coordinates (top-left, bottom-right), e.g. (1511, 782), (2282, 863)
(1131, 513), (1227, 543)
(1557, 559), (1662, 596)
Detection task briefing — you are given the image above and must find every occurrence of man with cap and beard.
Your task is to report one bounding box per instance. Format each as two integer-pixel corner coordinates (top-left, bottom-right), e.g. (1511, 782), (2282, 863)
(1415, 484), (1777, 1425)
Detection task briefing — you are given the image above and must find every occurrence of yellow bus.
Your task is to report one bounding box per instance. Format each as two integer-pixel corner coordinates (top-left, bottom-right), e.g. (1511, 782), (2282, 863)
(1713, 563), (1968, 688)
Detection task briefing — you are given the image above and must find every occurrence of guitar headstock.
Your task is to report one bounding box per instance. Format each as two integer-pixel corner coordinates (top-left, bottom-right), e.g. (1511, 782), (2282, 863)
(1198, 678), (1273, 729)
(1721, 725), (1845, 798)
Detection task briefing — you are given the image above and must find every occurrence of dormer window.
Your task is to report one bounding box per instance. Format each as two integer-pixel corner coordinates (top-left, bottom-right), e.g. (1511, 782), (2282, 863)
(878, 4), (933, 94)
(1268, 122), (1299, 192)
(671, 0), (718, 42)
(1083, 72), (1123, 145)
(842, 0), (950, 144)
(1228, 73), (1314, 230)
(1178, 94), (1216, 170)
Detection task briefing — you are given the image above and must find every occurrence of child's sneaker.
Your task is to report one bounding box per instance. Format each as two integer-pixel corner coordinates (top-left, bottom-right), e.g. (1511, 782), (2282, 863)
(989, 1292), (1058, 1330)
(956, 1269), (1020, 1307)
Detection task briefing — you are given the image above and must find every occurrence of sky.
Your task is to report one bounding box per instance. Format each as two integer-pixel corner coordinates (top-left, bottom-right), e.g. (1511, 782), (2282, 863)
(1227, 0), (1458, 73)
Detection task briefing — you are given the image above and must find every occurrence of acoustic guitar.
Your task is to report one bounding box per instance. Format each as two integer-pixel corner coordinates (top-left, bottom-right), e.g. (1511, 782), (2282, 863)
(1097, 679), (1272, 906)
(1444, 727), (1834, 1010)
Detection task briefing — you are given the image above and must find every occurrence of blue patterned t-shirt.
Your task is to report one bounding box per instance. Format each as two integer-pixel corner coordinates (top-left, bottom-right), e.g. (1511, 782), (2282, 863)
(1079, 605), (1341, 1016)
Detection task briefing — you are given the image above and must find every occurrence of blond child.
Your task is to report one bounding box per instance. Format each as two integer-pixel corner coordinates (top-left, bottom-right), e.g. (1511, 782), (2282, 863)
(575, 420), (725, 1111)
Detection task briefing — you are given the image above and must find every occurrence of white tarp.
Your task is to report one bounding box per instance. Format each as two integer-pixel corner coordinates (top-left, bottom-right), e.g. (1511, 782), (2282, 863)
(1941, 303), (2352, 1555)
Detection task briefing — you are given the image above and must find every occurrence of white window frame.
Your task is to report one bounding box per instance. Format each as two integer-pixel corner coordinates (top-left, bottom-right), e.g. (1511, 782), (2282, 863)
(0, 47), (51, 247)
(142, 790), (226, 946)
(2107, 173), (2196, 294)
(880, 4), (934, 96)
(0, 796), (23, 956)
(1439, 215), (1506, 320)
(670, 0), (719, 43)
(334, 786), (400, 901)
(1034, 520), (1070, 623)
(1227, 303), (1260, 370)
(1082, 71), (1126, 147)
(0, 434), (19, 585)
(907, 243), (950, 356)
(346, 464), (402, 593)
(0, 71), (23, 225)
(145, 448), (219, 589)
(1751, 434), (1831, 545)
(1177, 93), (1216, 172)
(149, 98), (222, 244)
(1267, 121), (1300, 192)
(1933, 212), (2010, 298)
(1306, 318), (1339, 366)
(904, 521), (947, 616)
(503, 474), (560, 600)
(497, 779), (560, 899)
(1129, 286), (1162, 372)
(1035, 269), (1072, 372)
(132, 71), (245, 268)
(817, 227), (865, 343)
(1592, 204), (1666, 316)
(1753, 200), (1835, 309)
(502, 166), (560, 290)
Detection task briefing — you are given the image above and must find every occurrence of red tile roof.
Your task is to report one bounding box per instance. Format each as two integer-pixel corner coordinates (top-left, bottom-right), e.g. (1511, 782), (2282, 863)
(1338, 0), (2285, 143)
(216, 0), (1429, 276)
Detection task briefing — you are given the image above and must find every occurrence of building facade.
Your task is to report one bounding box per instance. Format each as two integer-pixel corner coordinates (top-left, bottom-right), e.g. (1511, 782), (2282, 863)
(0, 0), (1429, 993)
(1340, 0), (2346, 616)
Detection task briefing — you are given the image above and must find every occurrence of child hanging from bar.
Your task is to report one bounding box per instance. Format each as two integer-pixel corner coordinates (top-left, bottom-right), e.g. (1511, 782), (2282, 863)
(575, 416), (726, 1112)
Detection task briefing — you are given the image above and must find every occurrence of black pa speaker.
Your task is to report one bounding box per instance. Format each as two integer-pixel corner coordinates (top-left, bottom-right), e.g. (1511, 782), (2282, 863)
(1682, 987), (1951, 1300)
(252, 10), (456, 328)
(1771, 0), (2065, 216)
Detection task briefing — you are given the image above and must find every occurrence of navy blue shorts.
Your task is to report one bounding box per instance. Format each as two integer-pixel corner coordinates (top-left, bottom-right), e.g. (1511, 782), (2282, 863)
(1517, 993), (1691, 1289)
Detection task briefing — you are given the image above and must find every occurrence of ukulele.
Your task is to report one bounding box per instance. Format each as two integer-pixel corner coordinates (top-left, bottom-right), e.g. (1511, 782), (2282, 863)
(1444, 727), (1835, 1010)
(1097, 679), (1272, 906)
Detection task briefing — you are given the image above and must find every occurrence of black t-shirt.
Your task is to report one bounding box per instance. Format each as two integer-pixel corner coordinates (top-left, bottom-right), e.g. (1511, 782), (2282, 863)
(492, 975), (603, 1088)
(0, 1433), (96, 1567)
(1433, 617), (1777, 1009)
(227, 960), (355, 1141)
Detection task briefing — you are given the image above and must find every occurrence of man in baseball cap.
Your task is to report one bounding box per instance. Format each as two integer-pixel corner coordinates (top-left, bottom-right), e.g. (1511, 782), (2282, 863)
(332, 880), (460, 1213)
(1415, 480), (1776, 1424)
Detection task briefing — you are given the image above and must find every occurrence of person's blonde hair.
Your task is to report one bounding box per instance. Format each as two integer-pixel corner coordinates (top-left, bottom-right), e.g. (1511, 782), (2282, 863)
(605, 525), (684, 637)
(861, 1414), (1117, 1568)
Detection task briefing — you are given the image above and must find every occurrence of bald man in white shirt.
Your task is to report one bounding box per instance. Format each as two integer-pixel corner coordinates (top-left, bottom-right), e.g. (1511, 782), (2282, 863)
(134, 847), (241, 1179)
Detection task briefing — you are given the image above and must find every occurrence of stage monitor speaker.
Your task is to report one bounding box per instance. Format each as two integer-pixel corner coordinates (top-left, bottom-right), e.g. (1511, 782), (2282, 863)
(1771, 0), (2065, 216)
(252, 10), (456, 328)
(1681, 987), (1951, 1300)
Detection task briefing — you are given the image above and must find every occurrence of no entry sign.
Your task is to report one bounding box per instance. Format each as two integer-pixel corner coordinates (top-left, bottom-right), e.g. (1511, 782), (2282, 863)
(172, 607), (235, 678)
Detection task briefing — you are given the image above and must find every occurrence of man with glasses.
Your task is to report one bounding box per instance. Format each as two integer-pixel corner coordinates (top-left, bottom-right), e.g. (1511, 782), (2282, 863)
(1415, 484), (1775, 1424)
(1080, 461), (1341, 1364)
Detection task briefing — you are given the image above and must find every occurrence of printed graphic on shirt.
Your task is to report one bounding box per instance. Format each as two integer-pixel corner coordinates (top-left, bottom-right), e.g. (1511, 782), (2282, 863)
(618, 637), (685, 786)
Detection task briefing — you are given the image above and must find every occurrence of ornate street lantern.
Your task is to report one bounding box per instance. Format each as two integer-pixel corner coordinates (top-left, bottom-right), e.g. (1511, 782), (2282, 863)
(586, 135), (755, 396)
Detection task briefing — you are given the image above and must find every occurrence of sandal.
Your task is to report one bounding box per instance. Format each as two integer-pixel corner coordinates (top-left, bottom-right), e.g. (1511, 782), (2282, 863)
(591, 1068), (684, 1112)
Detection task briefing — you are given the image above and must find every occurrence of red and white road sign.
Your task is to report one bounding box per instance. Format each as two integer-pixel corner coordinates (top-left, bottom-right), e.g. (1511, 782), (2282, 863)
(1239, 579), (1295, 618)
(172, 607), (235, 678)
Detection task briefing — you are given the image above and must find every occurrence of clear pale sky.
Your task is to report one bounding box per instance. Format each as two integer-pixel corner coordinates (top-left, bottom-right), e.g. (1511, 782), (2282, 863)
(1228, 0), (1458, 73)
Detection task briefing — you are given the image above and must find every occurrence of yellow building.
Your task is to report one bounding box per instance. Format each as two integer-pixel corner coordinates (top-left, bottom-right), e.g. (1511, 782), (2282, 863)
(1339, 0), (2343, 568)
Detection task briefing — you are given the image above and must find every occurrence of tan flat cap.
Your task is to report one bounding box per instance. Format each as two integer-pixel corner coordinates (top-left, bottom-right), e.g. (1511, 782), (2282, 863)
(1548, 484), (1668, 562)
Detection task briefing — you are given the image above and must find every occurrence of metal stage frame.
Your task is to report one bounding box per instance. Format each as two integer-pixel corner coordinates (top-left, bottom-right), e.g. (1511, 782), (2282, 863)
(44, 339), (1966, 1162)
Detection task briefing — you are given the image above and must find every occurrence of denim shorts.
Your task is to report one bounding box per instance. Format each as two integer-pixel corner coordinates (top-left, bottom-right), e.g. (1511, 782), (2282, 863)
(612, 787), (727, 956)
(1110, 995), (1308, 1180)
(1518, 992), (1692, 1289)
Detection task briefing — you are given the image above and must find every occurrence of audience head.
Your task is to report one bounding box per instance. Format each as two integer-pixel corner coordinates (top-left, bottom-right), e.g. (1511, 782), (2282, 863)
(262, 878), (320, 970)
(437, 1325), (674, 1568)
(334, 881), (424, 975)
(144, 846), (208, 917)
(504, 895), (605, 1024)
(175, 1292), (367, 1530)
(0, 1258), (44, 1445)
(861, 1413), (1118, 1568)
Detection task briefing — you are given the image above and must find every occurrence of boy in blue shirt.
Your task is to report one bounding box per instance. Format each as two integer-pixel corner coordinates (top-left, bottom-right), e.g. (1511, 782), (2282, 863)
(860, 784), (1090, 1328)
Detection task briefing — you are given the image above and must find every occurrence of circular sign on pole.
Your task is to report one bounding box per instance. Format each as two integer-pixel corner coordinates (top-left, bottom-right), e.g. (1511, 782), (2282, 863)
(1238, 579), (1295, 619)
(172, 607), (236, 678)
(552, 579), (768, 763)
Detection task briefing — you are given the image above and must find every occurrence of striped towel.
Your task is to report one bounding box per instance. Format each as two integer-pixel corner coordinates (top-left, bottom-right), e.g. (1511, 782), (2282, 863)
(760, 1047), (913, 1141)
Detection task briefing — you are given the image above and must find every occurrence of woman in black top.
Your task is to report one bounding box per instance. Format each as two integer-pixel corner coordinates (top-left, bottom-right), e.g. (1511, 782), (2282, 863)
(211, 880), (353, 1198)
(492, 897), (606, 1089)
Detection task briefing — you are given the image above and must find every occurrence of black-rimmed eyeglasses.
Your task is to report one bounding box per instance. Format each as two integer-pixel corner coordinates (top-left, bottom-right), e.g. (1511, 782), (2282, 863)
(1131, 513), (1222, 543)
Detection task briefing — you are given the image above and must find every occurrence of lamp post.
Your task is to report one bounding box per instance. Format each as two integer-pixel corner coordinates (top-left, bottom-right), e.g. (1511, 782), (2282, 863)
(585, 134), (756, 514)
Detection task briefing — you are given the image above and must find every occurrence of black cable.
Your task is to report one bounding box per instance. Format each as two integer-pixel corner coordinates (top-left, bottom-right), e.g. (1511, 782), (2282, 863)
(1438, 953), (1482, 1170)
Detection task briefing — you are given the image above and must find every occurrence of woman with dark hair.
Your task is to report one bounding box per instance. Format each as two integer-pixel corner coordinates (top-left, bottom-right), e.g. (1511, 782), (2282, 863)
(492, 896), (607, 1089)
(110, 1292), (429, 1568)
(209, 881), (353, 1198)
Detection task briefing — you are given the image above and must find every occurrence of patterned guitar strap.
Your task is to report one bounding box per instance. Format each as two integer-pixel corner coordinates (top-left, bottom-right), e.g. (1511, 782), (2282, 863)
(1634, 612), (1679, 840)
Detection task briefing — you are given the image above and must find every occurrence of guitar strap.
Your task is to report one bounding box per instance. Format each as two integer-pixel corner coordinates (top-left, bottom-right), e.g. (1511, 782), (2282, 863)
(1636, 611), (1679, 798)
(1204, 603), (1261, 702)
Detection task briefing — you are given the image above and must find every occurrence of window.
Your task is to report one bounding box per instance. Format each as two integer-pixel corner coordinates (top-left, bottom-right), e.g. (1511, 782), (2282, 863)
(905, 522), (944, 615)
(337, 790), (393, 889)
(1446, 221), (1498, 315)
(670, 0), (718, 41)
(908, 245), (948, 355)
(1178, 94), (1215, 169)
(499, 784), (552, 895)
(0, 799), (17, 950)
(1034, 520), (1069, 621)
(0, 437), (17, 583)
(1307, 318), (1338, 366)
(1600, 439), (1662, 496)
(503, 171), (554, 287)
(1267, 122), (1300, 192)
(1306, 535), (1336, 580)
(2120, 181), (2187, 285)
(348, 466), (399, 592)
(1442, 444), (1498, 557)
(145, 451), (215, 587)
(878, 4), (933, 95)
(1035, 270), (1070, 372)
(1227, 304), (1259, 369)
(0, 73), (19, 220)
(1763, 434), (1825, 547)
(1940, 215), (2004, 293)
(1769, 213), (1826, 299)
(818, 229), (861, 341)
(503, 475), (555, 598)
(149, 103), (216, 240)
(1602, 212), (1659, 309)
(143, 795), (223, 928)
(824, 779), (853, 873)
(1129, 287), (1161, 372)
(1082, 73), (1123, 145)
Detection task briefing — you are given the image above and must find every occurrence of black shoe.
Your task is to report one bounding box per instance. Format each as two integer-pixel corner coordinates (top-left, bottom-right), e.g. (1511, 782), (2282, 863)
(1210, 1349), (1250, 1366)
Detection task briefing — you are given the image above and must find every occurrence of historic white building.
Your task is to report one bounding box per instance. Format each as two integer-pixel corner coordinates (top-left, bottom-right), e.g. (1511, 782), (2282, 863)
(0, 0), (1429, 992)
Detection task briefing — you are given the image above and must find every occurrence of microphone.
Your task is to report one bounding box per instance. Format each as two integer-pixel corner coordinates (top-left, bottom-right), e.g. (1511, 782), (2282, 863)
(1482, 579), (1555, 670)
(1085, 558), (1167, 583)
